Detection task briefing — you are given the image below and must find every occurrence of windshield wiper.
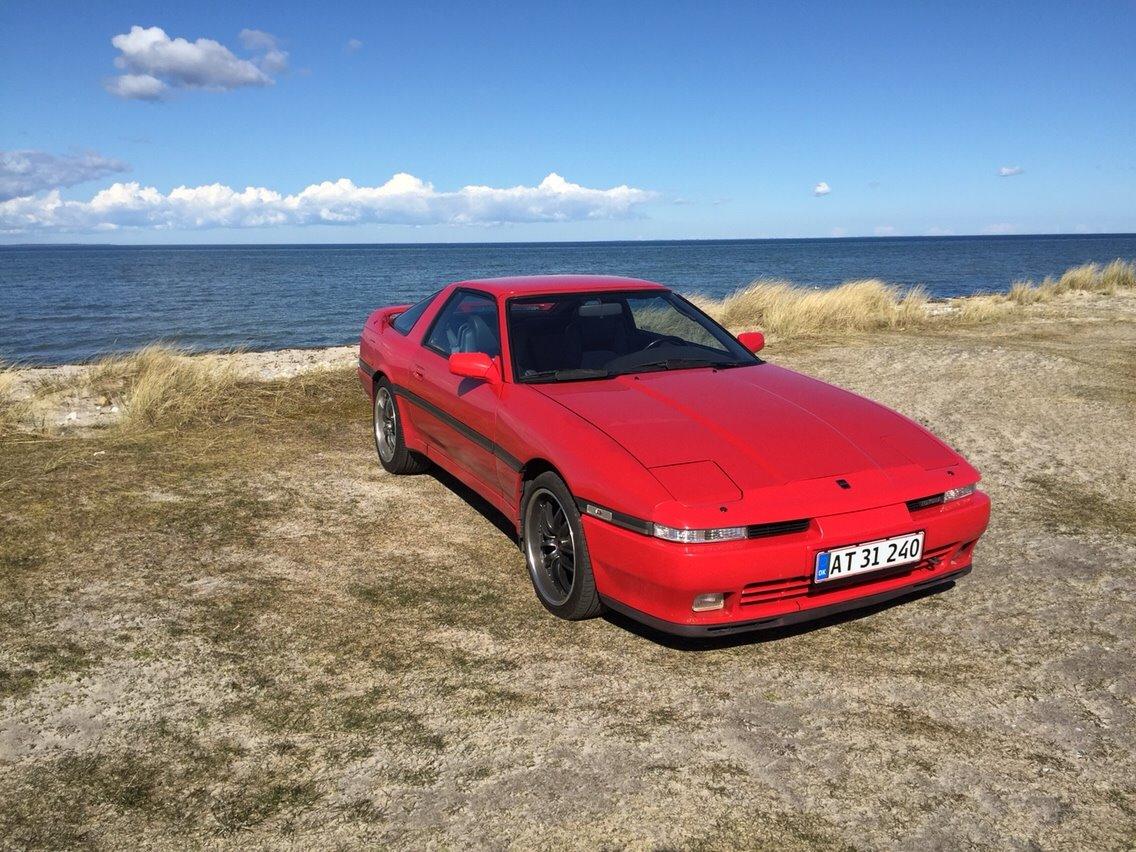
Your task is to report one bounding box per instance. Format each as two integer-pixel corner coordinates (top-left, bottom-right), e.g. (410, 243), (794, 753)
(621, 357), (743, 373)
(521, 367), (612, 383)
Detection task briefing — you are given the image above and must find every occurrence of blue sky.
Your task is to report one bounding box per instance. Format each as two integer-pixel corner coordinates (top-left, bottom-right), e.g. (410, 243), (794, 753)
(1, 0), (1133, 243)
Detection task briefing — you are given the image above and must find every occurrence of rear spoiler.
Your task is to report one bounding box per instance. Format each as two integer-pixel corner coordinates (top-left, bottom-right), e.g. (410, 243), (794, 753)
(366, 304), (412, 333)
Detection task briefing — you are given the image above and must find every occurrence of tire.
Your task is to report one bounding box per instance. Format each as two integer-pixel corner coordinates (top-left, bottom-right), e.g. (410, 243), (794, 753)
(521, 472), (603, 620)
(372, 378), (430, 475)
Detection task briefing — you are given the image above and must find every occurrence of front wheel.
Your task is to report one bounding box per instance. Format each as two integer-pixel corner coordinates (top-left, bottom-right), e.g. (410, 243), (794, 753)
(372, 379), (430, 475)
(521, 472), (602, 620)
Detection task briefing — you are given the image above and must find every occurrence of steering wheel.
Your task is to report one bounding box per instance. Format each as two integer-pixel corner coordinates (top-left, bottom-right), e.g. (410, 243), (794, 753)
(645, 335), (686, 351)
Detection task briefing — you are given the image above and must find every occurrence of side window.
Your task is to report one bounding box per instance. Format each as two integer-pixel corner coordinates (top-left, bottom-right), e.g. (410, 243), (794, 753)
(424, 291), (501, 357)
(391, 290), (441, 335)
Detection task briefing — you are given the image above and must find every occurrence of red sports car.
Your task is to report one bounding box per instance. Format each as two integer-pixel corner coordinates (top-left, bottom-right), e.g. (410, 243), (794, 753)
(358, 275), (990, 637)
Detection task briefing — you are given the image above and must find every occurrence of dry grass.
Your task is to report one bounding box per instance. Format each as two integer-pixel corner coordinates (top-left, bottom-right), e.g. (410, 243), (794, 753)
(91, 345), (240, 430)
(951, 297), (1017, 324)
(704, 278), (929, 337)
(987, 259), (1136, 310)
(24, 344), (242, 432)
(2, 291), (1136, 848)
(695, 259), (1135, 338)
(2, 298), (1135, 848)
(0, 362), (32, 432)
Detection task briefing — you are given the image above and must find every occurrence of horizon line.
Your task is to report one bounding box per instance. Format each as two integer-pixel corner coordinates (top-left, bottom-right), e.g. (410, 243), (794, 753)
(2, 231), (1135, 249)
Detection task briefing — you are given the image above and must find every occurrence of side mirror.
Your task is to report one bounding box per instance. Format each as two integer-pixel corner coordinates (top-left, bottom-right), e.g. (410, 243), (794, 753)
(737, 331), (765, 353)
(448, 352), (501, 384)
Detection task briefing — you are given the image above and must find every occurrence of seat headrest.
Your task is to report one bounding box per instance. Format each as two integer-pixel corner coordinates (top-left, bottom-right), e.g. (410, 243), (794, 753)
(459, 314), (500, 357)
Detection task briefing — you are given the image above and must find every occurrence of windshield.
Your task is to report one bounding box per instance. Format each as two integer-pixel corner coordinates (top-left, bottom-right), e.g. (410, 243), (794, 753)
(508, 290), (758, 383)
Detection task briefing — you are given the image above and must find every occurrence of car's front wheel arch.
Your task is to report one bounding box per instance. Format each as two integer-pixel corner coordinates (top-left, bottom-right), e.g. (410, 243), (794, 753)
(520, 470), (603, 620)
(517, 457), (576, 536)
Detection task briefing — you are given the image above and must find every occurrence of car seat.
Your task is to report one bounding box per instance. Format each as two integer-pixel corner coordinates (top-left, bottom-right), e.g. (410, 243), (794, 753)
(457, 314), (500, 357)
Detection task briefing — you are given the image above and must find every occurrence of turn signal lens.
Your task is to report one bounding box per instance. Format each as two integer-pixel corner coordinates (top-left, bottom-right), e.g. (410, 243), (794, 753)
(692, 593), (725, 612)
(943, 484), (976, 503)
(653, 524), (747, 543)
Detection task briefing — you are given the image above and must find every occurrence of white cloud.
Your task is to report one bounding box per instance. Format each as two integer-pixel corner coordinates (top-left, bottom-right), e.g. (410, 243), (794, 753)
(105, 26), (287, 100)
(813, 181), (831, 196)
(345, 38), (364, 54)
(924, 226), (954, 236)
(239, 29), (288, 74)
(997, 165), (1024, 177)
(873, 225), (897, 236)
(0, 172), (656, 233)
(238, 29), (276, 51)
(982, 222), (1018, 235)
(105, 73), (168, 101)
(830, 226), (847, 237)
(0, 150), (130, 201)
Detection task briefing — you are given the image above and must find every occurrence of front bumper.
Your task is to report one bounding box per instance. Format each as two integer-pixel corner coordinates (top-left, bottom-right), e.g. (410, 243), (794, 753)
(584, 491), (990, 636)
(602, 565), (971, 637)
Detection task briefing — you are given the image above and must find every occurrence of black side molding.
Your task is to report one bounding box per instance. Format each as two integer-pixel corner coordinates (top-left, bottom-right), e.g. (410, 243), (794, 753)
(391, 382), (523, 472)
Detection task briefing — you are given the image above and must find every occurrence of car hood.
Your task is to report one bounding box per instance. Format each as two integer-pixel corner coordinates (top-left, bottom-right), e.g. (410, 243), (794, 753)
(534, 364), (961, 500)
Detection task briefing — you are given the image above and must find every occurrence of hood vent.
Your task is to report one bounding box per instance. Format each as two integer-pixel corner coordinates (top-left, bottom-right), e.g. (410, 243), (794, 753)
(746, 518), (810, 539)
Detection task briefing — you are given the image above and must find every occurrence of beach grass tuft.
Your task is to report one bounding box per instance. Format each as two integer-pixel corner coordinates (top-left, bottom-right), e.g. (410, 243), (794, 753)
(91, 345), (241, 430)
(699, 278), (928, 337)
(1004, 259), (1135, 305)
(0, 362), (31, 432)
(694, 259), (1135, 336)
(29, 344), (243, 432)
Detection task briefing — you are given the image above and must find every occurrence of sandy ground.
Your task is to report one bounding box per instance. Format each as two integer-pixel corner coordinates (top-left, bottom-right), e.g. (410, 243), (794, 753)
(1, 293), (1134, 849)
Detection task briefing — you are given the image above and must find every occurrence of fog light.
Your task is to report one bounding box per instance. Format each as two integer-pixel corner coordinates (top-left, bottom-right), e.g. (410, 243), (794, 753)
(943, 484), (976, 503)
(692, 592), (725, 612)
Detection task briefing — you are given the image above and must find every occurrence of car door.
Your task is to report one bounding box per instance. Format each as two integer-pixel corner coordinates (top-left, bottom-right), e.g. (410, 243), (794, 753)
(409, 288), (504, 494)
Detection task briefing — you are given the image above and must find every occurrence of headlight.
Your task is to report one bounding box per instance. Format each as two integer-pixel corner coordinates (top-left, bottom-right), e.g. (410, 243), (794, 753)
(943, 484), (976, 502)
(653, 523), (747, 543)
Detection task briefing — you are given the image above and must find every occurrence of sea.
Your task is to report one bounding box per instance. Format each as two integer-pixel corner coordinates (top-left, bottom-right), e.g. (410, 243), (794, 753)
(2, 233), (1134, 365)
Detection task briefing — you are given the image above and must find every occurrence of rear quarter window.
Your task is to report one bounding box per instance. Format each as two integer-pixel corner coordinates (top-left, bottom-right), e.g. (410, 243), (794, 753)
(391, 290), (441, 335)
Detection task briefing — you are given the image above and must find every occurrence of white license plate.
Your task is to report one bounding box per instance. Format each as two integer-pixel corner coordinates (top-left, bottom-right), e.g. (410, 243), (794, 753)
(814, 531), (924, 583)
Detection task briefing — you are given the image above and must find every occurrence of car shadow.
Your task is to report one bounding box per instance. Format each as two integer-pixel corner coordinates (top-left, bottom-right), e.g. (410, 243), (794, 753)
(602, 581), (960, 651)
(424, 463), (519, 545)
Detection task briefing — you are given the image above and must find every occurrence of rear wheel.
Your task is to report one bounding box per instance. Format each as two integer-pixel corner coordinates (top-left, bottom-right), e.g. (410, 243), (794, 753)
(521, 472), (602, 620)
(373, 378), (429, 474)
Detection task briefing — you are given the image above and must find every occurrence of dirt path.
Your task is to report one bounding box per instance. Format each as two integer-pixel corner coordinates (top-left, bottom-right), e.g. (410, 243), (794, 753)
(2, 294), (1134, 848)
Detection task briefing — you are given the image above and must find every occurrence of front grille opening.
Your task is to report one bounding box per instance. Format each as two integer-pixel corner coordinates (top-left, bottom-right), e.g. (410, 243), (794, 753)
(746, 518), (810, 539)
(906, 493), (945, 513)
(740, 575), (811, 606)
(739, 542), (963, 608)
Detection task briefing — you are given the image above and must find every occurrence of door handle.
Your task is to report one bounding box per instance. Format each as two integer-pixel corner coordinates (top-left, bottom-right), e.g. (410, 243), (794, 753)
(411, 365), (425, 380)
